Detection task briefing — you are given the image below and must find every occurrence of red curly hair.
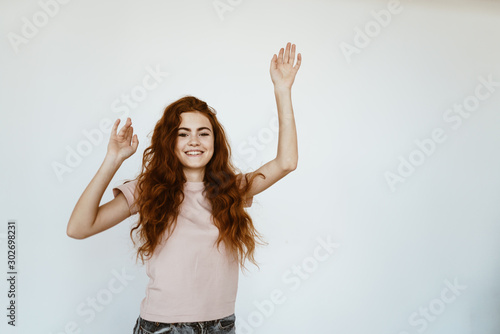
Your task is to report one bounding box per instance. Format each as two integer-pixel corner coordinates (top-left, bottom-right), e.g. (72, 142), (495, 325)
(127, 95), (267, 273)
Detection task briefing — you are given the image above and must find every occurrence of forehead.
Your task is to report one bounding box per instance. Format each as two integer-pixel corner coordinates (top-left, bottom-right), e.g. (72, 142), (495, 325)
(179, 111), (212, 130)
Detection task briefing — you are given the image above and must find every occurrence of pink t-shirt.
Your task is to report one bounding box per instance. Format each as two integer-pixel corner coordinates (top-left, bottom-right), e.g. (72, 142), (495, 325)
(112, 179), (253, 323)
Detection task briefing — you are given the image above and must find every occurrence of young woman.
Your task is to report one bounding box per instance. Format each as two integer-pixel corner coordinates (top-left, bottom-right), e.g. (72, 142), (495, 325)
(67, 42), (301, 334)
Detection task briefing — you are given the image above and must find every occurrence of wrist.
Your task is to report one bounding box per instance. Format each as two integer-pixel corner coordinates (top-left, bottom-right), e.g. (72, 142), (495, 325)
(103, 154), (123, 169)
(274, 86), (292, 94)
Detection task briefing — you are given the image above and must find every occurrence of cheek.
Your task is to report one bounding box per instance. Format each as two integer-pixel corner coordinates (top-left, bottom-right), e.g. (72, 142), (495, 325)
(175, 138), (186, 149)
(203, 138), (214, 148)
(175, 144), (185, 156)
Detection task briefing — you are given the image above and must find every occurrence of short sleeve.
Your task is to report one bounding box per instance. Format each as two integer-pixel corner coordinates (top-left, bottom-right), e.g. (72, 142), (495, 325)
(112, 179), (139, 215)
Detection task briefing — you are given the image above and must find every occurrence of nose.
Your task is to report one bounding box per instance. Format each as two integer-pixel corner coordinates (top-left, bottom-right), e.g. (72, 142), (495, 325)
(188, 136), (200, 146)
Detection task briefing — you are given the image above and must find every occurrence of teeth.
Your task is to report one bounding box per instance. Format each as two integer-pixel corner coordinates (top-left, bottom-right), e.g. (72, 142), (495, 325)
(186, 151), (202, 155)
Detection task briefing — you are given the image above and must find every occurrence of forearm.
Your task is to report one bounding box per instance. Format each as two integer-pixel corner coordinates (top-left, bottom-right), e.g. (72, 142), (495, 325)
(66, 155), (122, 238)
(274, 87), (298, 170)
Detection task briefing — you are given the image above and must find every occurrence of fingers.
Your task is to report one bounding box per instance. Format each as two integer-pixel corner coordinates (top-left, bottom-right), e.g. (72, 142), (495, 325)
(270, 54), (277, 70)
(132, 134), (139, 151)
(294, 53), (302, 70)
(284, 42), (291, 64)
(125, 124), (133, 140)
(271, 43), (304, 72)
(290, 43), (295, 65)
(117, 117), (132, 138)
(277, 42), (299, 66)
(111, 118), (121, 137)
(113, 117), (139, 150)
(125, 120), (138, 148)
(278, 47), (284, 64)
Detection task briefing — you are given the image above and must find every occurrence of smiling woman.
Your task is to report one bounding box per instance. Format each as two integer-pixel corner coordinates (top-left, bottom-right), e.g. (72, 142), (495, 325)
(66, 42), (301, 333)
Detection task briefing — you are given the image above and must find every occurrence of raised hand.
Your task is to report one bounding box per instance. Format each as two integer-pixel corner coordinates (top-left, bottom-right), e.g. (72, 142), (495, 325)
(270, 42), (302, 91)
(107, 117), (139, 162)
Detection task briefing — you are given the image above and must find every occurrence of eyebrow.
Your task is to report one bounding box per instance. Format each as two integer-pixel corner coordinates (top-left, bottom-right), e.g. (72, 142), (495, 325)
(178, 127), (212, 132)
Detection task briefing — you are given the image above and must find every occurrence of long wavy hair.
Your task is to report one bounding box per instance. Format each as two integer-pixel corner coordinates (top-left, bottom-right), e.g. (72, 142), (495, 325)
(128, 95), (267, 273)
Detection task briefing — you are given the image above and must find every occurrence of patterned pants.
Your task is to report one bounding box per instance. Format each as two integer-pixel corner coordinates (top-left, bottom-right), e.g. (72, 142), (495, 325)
(133, 313), (236, 334)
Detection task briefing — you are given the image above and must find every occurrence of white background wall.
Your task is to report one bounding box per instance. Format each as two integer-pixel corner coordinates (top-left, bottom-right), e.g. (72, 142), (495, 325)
(1, 0), (500, 333)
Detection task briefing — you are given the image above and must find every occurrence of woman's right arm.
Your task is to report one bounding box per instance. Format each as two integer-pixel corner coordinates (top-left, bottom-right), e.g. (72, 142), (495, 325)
(66, 117), (139, 239)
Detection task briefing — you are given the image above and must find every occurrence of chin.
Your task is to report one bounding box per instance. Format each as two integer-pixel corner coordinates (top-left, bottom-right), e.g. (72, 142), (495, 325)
(183, 160), (209, 167)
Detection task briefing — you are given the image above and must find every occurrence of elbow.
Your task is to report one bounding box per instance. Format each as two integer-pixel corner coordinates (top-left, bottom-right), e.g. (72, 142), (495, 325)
(67, 231), (87, 240)
(66, 222), (87, 240)
(277, 157), (297, 172)
(284, 160), (298, 172)
(66, 230), (82, 240)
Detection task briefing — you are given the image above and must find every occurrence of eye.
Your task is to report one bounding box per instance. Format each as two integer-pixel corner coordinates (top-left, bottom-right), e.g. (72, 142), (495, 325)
(201, 133), (210, 136)
(178, 133), (188, 137)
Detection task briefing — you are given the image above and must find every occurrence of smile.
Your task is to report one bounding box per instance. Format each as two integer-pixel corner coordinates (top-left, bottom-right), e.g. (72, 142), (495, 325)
(185, 151), (204, 156)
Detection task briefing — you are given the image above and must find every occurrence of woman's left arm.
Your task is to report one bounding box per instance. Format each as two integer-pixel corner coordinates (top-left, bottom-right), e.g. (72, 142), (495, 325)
(274, 87), (298, 171)
(244, 42), (302, 197)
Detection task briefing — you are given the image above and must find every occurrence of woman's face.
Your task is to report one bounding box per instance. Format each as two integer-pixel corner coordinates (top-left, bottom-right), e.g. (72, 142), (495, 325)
(175, 111), (214, 179)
